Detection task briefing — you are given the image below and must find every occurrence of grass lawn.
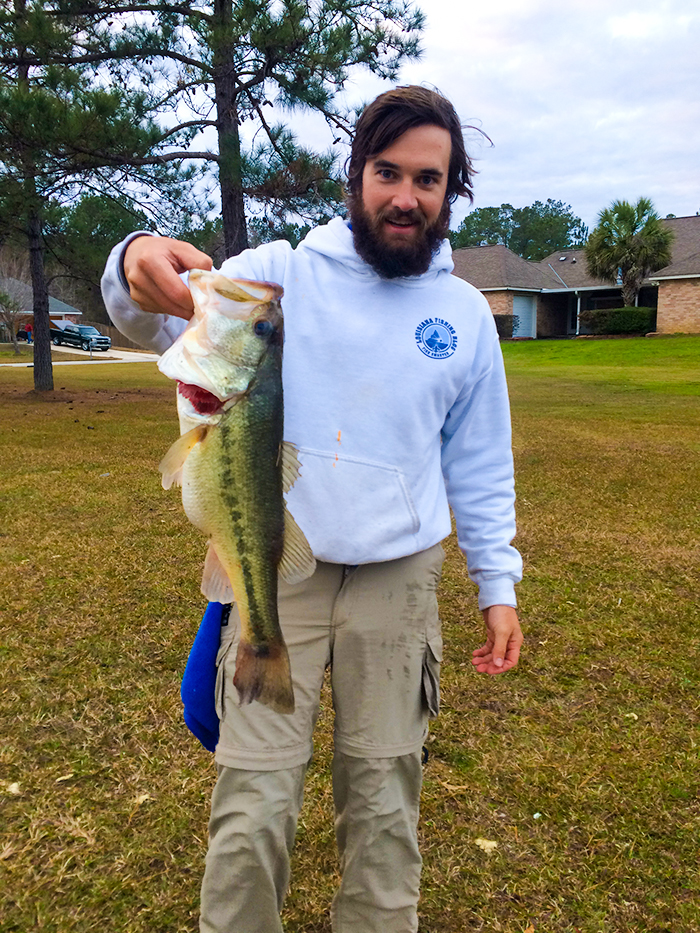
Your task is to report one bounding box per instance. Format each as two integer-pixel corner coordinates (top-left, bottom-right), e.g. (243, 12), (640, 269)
(1, 336), (699, 932)
(0, 342), (91, 363)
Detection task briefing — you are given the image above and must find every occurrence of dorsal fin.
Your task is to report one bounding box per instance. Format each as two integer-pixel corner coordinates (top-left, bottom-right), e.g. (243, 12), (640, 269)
(280, 441), (303, 494)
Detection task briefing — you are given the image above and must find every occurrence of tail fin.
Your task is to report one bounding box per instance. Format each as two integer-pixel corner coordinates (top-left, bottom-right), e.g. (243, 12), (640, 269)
(233, 638), (295, 715)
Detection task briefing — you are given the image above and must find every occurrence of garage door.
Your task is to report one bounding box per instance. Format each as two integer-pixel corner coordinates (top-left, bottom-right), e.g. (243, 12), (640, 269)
(512, 295), (537, 338)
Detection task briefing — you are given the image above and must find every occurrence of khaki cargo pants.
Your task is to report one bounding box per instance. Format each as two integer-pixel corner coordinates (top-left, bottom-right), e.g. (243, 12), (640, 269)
(200, 543), (445, 933)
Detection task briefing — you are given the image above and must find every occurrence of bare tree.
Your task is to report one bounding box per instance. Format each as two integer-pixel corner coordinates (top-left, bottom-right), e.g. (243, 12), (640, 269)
(0, 287), (24, 353)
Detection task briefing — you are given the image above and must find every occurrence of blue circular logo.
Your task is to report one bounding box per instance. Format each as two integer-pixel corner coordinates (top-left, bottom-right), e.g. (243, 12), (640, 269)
(415, 318), (458, 359)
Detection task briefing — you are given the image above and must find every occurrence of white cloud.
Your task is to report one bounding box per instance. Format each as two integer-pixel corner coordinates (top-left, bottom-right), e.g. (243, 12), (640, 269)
(388, 0), (700, 227)
(210, 0), (700, 231)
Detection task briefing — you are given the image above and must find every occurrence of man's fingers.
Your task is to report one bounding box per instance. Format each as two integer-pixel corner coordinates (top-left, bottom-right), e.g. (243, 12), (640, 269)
(471, 642), (493, 659)
(124, 236), (212, 277)
(131, 257), (195, 318)
(471, 653), (518, 675)
(491, 631), (510, 669)
(169, 241), (213, 273)
(503, 634), (522, 668)
(124, 237), (213, 318)
(483, 632), (522, 674)
(474, 605), (523, 676)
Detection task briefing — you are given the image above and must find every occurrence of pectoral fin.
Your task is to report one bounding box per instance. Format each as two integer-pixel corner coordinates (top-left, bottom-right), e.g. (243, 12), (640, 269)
(278, 507), (316, 585)
(159, 424), (209, 489)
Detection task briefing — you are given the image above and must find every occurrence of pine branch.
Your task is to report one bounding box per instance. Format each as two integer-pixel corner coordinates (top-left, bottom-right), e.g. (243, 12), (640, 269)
(1, 47), (213, 74)
(48, 3), (214, 24)
(156, 119), (218, 142)
(74, 148), (219, 166)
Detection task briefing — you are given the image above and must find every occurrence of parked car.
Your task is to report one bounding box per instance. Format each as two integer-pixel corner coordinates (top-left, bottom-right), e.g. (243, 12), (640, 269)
(52, 324), (111, 351)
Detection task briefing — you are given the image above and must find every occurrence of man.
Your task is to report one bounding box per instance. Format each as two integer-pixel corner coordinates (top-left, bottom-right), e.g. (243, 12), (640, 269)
(101, 86), (523, 933)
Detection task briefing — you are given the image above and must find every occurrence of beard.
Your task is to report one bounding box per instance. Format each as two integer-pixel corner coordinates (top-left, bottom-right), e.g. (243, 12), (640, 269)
(347, 192), (451, 279)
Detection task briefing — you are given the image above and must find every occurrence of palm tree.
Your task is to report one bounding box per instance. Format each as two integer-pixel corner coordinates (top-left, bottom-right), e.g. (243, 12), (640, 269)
(585, 198), (674, 306)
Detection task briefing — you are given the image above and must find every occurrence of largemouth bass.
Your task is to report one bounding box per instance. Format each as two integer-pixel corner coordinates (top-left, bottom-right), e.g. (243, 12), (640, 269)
(158, 270), (315, 714)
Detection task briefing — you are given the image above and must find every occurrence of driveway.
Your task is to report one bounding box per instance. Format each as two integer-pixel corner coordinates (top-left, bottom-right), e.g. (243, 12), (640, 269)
(0, 344), (159, 368)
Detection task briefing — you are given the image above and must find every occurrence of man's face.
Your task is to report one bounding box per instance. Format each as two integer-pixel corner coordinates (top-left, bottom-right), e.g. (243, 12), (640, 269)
(349, 124), (452, 278)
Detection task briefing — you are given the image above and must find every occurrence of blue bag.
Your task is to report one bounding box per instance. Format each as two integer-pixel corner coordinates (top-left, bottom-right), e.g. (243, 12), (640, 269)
(181, 602), (231, 752)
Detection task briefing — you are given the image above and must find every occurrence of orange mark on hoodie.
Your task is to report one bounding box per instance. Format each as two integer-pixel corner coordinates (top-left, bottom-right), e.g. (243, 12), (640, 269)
(333, 430), (341, 467)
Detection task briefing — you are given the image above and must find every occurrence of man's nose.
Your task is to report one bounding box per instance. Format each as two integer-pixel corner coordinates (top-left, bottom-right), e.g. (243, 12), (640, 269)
(391, 179), (418, 212)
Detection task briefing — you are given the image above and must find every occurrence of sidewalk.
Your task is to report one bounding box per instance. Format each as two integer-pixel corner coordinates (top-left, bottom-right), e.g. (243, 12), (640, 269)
(0, 344), (159, 368)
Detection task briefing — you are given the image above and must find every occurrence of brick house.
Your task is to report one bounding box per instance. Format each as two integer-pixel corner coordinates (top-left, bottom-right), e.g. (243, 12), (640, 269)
(450, 245), (551, 338)
(649, 216), (700, 334)
(451, 214), (700, 337)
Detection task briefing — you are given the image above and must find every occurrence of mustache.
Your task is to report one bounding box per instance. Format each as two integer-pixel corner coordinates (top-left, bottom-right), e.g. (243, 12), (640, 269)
(379, 208), (428, 228)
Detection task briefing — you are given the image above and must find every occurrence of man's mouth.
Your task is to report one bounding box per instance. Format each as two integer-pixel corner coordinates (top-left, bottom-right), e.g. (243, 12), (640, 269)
(384, 212), (422, 232)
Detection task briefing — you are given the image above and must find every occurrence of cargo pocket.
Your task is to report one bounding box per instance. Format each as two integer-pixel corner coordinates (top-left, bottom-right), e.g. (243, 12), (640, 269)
(214, 607), (238, 722)
(421, 635), (442, 719)
(421, 543), (444, 720)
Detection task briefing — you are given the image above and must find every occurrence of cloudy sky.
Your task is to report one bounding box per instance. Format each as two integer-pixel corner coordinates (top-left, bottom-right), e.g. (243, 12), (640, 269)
(306, 0), (700, 233)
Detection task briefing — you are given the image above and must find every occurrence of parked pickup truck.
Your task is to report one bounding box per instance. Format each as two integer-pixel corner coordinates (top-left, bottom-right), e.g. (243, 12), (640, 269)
(52, 324), (111, 352)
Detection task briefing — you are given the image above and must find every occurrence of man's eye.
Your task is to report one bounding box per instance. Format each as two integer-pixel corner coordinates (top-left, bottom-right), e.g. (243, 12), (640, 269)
(379, 169), (394, 179)
(420, 175), (436, 186)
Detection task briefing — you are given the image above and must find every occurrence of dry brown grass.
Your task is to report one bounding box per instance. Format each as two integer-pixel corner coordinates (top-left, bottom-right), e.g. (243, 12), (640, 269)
(1, 339), (699, 932)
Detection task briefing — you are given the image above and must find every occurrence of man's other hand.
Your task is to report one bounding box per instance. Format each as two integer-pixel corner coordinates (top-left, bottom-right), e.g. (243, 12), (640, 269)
(123, 236), (213, 319)
(472, 605), (523, 675)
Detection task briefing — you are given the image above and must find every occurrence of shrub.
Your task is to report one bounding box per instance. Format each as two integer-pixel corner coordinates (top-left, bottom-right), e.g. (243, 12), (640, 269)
(578, 306), (655, 335)
(493, 314), (520, 339)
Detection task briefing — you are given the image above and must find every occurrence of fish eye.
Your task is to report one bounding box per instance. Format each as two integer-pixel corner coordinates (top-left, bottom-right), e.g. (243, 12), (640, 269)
(254, 319), (274, 337)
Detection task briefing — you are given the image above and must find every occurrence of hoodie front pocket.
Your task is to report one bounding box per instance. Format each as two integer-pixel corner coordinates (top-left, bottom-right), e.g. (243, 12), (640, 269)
(288, 447), (421, 564)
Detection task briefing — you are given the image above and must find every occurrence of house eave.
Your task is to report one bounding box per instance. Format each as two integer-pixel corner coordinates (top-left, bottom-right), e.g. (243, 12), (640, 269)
(650, 274), (700, 283)
(479, 286), (542, 293)
(483, 284), (634, 295)
(540, 285), (625, 294)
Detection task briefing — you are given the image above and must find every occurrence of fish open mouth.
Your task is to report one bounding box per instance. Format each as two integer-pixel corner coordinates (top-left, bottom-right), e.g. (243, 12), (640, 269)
(177, 382), (224, 415)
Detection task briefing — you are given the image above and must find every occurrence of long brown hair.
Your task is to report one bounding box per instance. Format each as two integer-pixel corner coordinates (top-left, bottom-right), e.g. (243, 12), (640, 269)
(346, 86), (476, 205)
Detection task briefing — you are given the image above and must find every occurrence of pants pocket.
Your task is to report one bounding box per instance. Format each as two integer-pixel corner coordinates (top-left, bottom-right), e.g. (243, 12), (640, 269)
(421, 637), (442, 720)
(421, 545), (444, 720)
(214, 608), (238, 722)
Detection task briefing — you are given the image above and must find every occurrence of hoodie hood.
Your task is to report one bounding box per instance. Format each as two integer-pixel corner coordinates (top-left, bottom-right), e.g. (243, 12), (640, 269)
(299, 216), (454, 283)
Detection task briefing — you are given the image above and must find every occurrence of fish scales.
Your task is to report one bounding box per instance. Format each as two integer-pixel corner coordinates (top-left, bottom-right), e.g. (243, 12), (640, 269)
(217, 349), (285, 641)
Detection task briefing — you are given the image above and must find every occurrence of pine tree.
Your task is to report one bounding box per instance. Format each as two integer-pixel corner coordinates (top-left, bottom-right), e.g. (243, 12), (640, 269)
(0, 0), (200, 390)
(45, 0), (424, 257)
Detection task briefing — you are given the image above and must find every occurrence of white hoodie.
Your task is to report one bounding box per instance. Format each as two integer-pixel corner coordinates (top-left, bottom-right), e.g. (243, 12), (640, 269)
(101, 217), (522, 608)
